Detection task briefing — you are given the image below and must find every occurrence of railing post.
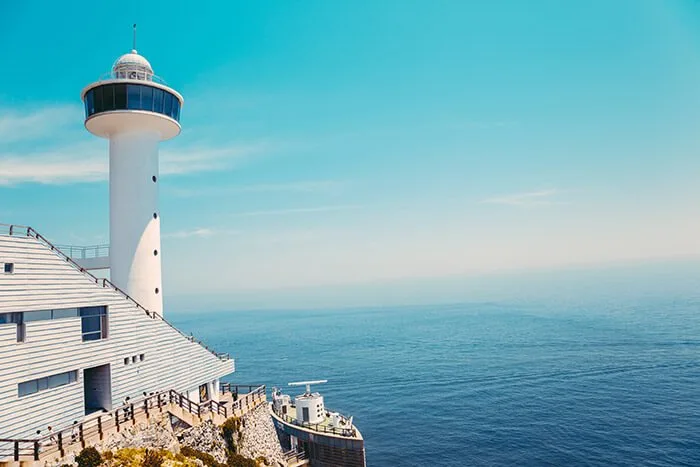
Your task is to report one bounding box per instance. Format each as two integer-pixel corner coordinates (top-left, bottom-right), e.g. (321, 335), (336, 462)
(144, 398), (149, 418)
(34, 441), (40, 461)
(13, 440), (19, 461)
(79, 423), (85, 448)
(58, 432), (64, 457)
(98, 416), (103, 439)
(130, 403), (135, 425)
(116, 408), (121, 432)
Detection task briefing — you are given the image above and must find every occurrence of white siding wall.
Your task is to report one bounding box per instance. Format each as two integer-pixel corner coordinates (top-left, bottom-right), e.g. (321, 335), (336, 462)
(0, 234), (235, 439)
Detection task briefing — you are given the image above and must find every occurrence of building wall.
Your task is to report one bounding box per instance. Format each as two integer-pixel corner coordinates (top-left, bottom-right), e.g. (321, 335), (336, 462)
(0, 234), (234, 439)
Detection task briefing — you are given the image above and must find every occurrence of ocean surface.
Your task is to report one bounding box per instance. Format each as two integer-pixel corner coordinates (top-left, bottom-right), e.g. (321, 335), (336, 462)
(170, 298), (700, 466)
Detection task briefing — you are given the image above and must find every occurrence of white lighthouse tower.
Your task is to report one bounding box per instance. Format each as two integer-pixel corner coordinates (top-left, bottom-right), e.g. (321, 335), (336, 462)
(81, 29), (182, 316)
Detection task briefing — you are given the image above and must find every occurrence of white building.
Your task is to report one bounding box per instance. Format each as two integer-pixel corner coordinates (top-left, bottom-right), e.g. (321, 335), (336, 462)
(0, 42), (235, 446)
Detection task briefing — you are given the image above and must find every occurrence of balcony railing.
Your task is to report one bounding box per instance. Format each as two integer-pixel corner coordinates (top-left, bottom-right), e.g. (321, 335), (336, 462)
(55, 244), (110, 260)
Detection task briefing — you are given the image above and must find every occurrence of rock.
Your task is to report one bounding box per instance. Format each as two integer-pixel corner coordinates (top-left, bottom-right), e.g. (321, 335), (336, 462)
(236, 404), (286, 467)
(177, 420), (227, 464)
(103, 415), (179, 453)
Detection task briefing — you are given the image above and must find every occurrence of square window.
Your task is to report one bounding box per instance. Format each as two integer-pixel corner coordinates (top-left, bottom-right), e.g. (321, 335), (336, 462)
(18, 380), (37, 397)
(131, 356), (137, 363)
(139, 354), (145, 361)
(37, 377), (49, 391)
(124, 358), (129, 365)
(4, 263), (13, 273)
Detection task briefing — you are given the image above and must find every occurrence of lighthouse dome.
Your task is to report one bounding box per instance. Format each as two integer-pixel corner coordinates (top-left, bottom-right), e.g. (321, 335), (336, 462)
(112, 50), (154, 80)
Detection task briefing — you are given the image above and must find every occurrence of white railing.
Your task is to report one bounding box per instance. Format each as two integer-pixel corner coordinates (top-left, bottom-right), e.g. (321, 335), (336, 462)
(55, 244), (110, 260)
(97, 70), (169, 85)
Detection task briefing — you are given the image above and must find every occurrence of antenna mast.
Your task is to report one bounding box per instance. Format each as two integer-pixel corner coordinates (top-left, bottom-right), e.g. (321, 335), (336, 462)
(132, 24), (137, 52)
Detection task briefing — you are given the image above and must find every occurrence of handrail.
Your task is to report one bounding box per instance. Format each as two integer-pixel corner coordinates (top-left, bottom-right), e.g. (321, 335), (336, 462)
(0, 223), (229, 361)
(54, 244), (110, 260)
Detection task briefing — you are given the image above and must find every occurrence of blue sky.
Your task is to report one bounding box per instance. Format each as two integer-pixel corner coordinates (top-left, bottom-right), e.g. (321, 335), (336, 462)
(1, 1), (700, 309)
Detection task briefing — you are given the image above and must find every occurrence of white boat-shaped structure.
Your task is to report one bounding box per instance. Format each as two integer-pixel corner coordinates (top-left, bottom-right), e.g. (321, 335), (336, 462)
(270, 381), (366, 467)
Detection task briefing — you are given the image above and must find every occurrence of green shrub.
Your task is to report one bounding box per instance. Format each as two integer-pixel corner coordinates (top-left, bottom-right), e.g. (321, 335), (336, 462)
(225, 454), (256, 467)
(180, 446), (224, 467)
(141, 449), (163, 467)
(221, 417), (242, 454)
(76, 447), (102, 467)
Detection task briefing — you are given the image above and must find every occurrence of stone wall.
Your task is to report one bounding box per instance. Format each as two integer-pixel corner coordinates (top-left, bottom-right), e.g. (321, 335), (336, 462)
(237, 404), (286, 467)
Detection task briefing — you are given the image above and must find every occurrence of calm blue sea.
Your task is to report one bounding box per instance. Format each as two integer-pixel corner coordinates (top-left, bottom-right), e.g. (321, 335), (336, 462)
(170, 299), (700, 466)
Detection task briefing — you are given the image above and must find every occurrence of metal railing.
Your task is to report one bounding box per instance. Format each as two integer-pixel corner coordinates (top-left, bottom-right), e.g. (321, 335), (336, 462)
(283, 449), (308, 463)
(0, 223), (230, 362)
(54, 244), (110, 260)
(220, 384), (267, 415)
(97, 70), (169, 85)
(271, 405), (357, 438)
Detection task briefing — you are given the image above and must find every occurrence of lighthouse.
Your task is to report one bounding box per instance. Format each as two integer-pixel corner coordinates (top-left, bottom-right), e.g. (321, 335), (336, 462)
(81, 31), (182, 316)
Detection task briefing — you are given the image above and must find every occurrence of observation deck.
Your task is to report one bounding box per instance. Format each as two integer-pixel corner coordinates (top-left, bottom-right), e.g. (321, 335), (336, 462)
(81, 49), (183, 140)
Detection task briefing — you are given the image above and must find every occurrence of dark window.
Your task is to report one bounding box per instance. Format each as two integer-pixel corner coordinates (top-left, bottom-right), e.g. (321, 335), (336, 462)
(153, 88), (164, 113)
(127, 85), (141, 109)
(132, 356), (137, 363)
(171, 99), (179, 120)
(139, 354), (145, 361)
(141, 86), (153, 111)
(80, 306), (107, 341)
(3, 263), (12, 273)
(81, 316), (101, 333)
(124, 358), (129, 365)
(114, 84), (127, 109)
(18, 380), (38, 397)
(18, 370), (78, 397)
(93, 86), (104, 114)
(49, 372), (70, 387)
(86, 90), (95, 116)
(37, 377), (49, 391)
(102, 85), (115, 111)
(163, 92), (173, 118)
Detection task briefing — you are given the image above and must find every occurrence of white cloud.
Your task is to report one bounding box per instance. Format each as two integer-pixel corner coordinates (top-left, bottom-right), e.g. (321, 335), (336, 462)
(0, 143), (106, 185)
(480, 189), (562, 207)
(0, 105), (83, 144)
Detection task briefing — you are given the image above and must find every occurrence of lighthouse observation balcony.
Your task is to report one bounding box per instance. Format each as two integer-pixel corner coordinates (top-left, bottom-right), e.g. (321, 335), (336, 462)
(83, 82), (181, 122)
(54, 244), (110, 270)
